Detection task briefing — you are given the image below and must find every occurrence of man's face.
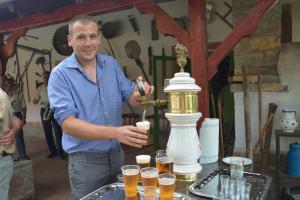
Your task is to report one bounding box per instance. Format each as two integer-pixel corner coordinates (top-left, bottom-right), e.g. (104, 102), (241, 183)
(67, 21), (101, 64)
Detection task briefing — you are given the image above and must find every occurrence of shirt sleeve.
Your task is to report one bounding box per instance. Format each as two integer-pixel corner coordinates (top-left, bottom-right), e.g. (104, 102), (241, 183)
(113, 59), (135, 102)
(48, 69), (80, 125)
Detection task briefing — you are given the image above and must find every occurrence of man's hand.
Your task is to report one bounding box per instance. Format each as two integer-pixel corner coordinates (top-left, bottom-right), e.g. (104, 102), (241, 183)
(129, 76), (154, 106)
(0, 129), (16, 148)
(115, 125), (148, 148)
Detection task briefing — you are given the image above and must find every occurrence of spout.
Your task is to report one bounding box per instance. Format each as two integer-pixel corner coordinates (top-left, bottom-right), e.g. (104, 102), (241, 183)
(141, 99), (168, 107)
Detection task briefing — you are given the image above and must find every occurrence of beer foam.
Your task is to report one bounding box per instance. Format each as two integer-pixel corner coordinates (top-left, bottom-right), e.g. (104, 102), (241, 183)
(159, 177), (175, 185)
(136, 121), (150, 130)
(123, 169), (139, 176)
(136, 155), (151, 163)
(141, 171), (158, 178)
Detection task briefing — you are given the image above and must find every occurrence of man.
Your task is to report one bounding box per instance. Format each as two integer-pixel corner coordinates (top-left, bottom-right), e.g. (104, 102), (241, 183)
(0, 86), (23, 200)
(217, 70), (235, 157)
(33, 71), (65, 159)
(4, 77), (30, 160)
(48, 14), (152, 199)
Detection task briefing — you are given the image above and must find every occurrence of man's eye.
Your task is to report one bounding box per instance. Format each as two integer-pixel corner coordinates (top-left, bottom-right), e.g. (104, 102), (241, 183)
(77, 36), (86, 40)
(90, 35), (97, 39)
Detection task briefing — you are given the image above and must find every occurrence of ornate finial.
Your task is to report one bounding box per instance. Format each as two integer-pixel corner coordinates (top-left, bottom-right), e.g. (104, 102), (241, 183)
(174, 43), (188, 72)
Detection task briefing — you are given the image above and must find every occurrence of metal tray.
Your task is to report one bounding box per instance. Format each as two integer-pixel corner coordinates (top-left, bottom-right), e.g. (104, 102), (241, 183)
(81, 182), (191, 200)
(189, 168), (271, 200)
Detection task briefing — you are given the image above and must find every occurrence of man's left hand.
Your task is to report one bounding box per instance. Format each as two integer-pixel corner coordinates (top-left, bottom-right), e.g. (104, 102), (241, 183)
(0, 129), (15, 148)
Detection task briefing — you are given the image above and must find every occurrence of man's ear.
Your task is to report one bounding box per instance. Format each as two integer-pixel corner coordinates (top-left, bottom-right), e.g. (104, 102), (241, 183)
(67, 35), (72, 46)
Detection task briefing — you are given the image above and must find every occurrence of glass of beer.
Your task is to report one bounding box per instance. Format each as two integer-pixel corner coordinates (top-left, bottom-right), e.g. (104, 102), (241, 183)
(136, 155), (151, 169)
(139, 186), (159, 200)
(158, 173), (176, 200)
(136, 121), (151, 145)
(121, 165), (140, 199)
(140, 167), (159, 187)
(155, 150), (174, 174)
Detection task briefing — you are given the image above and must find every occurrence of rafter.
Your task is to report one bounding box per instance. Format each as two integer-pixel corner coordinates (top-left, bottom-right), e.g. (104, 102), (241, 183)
(0, 0), (156, 33)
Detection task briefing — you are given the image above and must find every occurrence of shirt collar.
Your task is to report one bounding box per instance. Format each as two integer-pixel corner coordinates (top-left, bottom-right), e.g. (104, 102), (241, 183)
(64, 52), (105, 69)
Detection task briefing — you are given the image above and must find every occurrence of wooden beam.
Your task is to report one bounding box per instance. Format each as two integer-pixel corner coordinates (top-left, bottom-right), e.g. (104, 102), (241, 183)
(207, 0), (278, 80)
(189, 0), (208, 122)
(0, 0), (157, 33)
(134, 2), (190, 51)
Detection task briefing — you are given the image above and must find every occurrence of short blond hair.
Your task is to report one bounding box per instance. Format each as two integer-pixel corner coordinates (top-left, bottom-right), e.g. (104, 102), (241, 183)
(68, 14), (98, 35)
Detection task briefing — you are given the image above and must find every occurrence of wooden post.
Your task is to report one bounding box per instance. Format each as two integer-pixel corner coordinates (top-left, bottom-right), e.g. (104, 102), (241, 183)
(189, 0), (208, 124)
(242, 65), (253, 159)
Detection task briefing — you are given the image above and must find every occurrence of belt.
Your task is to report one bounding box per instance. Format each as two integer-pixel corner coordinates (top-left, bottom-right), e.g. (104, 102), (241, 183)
(0, 152), (12, 158)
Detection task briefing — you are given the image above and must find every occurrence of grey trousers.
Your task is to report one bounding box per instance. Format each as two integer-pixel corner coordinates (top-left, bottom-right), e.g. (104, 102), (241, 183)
(68, 145), (124, 200)
(0, 155), (13, 200)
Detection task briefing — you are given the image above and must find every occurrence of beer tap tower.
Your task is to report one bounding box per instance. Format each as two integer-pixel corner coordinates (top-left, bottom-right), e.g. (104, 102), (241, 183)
(164, 44), (202, 181)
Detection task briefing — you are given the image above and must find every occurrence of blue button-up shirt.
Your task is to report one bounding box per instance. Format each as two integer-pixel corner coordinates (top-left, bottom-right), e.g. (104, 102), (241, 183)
(48, 53), (134, 153)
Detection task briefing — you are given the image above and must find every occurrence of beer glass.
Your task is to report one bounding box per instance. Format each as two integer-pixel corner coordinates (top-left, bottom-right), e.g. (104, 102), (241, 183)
(139, 186), (159, 200)
(155, 150), (173, 174)
(121, 165), (140, 199)
(140, 167), (159, 187)
(136, 155), (151, 169)
(230, 159), (244, 178)
(136, 121), (151, 145)
(158, 173), (176, 200)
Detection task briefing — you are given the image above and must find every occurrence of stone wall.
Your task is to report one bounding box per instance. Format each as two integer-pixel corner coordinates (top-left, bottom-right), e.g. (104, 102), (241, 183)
(232, 0), (281, 75)
(9, 160), (35, 200)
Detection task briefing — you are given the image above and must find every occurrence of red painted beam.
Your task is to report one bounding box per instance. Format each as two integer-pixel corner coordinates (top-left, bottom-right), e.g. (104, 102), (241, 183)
(207, 0), (278, 80)
(135, 2), (190, 51)
(0, 0), (156, 33)
(189, 0), (208, 122)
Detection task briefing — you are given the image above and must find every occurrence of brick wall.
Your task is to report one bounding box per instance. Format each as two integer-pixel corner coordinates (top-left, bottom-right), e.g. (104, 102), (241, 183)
(232, 0), (281, 76)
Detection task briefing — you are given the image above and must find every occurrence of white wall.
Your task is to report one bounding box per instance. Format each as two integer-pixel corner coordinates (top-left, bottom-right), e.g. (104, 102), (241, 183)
(235, 43), (300, 152)
(5, 0), (233, 123)
(234, 0), (300, 153)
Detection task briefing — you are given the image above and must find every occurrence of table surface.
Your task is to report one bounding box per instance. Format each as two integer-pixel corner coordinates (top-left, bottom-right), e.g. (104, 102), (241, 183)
(176, 161), (232, 200)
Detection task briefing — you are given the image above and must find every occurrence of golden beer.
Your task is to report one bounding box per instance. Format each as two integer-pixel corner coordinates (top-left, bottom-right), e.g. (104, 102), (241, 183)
(136, 155), (151, 169)
(158, 175), (176, 200)
(136, 121), (151, 145)
(140, 167), (159, 187)
(155, 157), (174, 174)
(140, 186), (159, 200)
(122, 165), (140, 199)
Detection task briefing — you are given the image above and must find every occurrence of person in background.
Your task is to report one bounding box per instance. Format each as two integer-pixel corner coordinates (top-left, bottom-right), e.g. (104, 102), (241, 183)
(33, 71), (65, 159)
(217, 70), (235, 157)
(48, 14), (153, 200)
(0, 86), (23, 200)
(3, 76), (30, 160)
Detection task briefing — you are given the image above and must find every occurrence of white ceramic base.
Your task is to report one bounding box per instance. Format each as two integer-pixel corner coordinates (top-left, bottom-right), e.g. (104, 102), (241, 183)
(173, 163), (202, 174)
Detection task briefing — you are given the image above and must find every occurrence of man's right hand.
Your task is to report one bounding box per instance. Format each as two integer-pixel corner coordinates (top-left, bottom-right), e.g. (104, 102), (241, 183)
(115, 126), (148, 148)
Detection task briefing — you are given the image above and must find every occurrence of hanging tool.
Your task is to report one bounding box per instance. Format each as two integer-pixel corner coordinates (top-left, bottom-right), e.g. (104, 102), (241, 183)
(124, 40), (151, 84)
(161, 47), (166, 86)
(128, 15), (140, 36)
(151, 19), (159, 40)
(148, 46), (153, 76)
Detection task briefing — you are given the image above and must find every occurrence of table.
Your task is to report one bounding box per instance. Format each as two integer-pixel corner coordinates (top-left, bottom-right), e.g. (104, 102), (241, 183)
(81, 161), (269, 200)
(275, 129), (300, 199)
